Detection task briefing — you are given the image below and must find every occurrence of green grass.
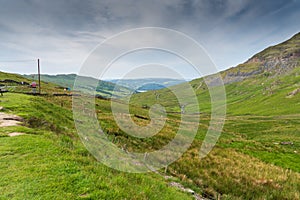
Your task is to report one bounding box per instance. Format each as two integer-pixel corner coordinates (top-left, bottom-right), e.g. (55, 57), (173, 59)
(0, 71), (63, 94)
(0, 135), (192, 200)
(96, 102), (300, 199)
(0, 93), (192, 200)
(126, 63), (300, 199)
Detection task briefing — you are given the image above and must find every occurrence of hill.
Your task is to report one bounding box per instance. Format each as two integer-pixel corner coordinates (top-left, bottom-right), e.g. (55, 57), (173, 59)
(22, 75), (186, 96)
(0, 71), (64, 94)
(129, 32), (300, 198)
(221, 32), (300, 84)
(108, 78), (186, 92)
(0, 75), (193, 199)
(22, 74), (133, 98)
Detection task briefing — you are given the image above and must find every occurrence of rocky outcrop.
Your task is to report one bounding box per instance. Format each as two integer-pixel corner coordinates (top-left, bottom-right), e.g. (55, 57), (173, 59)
(222, 33), (300, 84)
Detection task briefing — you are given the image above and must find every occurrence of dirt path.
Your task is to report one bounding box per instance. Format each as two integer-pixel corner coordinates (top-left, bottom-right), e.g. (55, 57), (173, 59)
(0, 112), (23, 127)
(0, 111), (26, 137)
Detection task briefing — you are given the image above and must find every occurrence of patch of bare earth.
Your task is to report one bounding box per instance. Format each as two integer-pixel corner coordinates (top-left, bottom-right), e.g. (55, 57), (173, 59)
(0, 112), (23, 127)
(0, 112), (26, 136)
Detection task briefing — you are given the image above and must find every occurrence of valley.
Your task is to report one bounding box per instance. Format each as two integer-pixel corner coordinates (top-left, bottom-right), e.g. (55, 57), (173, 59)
(0, 33), (300, 199)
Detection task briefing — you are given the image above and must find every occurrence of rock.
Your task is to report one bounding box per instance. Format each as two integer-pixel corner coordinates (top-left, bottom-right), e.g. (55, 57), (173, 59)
(168, 182), (207, 200)
(280, 141), (294, 145)
(185, 188), (195, 195)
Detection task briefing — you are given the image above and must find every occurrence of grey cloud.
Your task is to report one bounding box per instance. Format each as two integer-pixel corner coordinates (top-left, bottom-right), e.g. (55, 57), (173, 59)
(0, 0), (299, 75)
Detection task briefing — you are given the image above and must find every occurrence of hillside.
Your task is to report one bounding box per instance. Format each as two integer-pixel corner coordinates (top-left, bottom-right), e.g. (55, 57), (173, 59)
(22, 74), (132, 98)
(129, 32), (300, 198)
(221, 32), (300, 84)
(23, 75), (186, 96)
(108, 78), (186, 91)
(0, 79), (193, 199)
(0, 71), (64, 94)
(131, 32), (300, 115)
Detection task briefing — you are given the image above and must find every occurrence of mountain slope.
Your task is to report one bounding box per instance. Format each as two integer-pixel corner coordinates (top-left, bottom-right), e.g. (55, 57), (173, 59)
(222, 32), (300, 84)
(126, 32), (300, 198)
(132, 32), (300, 115)
(108, 78), (186, 91)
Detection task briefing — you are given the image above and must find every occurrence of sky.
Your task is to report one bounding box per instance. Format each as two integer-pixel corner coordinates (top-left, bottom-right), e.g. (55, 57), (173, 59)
(0, 0), (300, 79)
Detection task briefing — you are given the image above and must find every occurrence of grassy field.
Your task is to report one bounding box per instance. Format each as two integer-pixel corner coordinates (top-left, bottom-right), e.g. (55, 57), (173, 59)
(1, 64), (300, 199)
(0, 93), (193, 200)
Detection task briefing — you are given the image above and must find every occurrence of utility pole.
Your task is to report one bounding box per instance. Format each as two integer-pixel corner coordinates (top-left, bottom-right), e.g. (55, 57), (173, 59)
(38, 59), (41, 94)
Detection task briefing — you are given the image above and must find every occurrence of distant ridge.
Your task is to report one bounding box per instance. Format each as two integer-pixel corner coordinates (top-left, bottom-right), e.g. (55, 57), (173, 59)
(108, 78), (186, 91)
(23, 74), (132, 98)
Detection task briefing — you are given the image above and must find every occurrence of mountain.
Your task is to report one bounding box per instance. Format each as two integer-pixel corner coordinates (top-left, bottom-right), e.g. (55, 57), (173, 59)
(135, 83), (165, 92)
(132, 32), (300, 115)
(107, 78), (186, 92)
(221, 32), (300, 84)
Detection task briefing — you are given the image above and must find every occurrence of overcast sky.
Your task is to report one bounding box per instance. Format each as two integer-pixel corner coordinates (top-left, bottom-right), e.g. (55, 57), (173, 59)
(0, 0), (299, 79)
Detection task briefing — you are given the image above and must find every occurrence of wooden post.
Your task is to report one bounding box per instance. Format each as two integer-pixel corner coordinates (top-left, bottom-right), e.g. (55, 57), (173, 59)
(38, 59), (41, 94)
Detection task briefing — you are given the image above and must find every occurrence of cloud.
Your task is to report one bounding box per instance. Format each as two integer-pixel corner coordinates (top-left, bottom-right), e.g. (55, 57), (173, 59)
(0, 0), (299, 77)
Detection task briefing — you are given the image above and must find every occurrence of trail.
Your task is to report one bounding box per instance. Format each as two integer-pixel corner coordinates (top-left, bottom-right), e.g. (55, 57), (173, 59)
(0, 112), (23, 127)
(0, 110), (26, 136)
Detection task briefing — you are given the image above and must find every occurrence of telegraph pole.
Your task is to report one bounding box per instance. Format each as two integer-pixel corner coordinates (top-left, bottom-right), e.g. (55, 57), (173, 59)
(38, 59), (41, 94)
